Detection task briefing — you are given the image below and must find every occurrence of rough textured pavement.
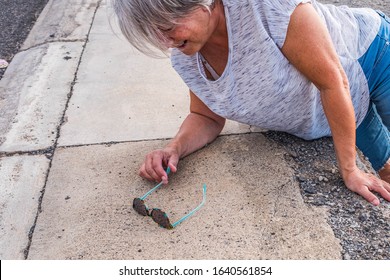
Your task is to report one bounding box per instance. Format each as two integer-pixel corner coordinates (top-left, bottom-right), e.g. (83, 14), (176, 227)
(0, 0), (388, 260)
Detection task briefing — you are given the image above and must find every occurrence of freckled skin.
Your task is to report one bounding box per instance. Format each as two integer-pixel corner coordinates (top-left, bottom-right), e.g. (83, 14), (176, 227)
(162, 6), (225, 56)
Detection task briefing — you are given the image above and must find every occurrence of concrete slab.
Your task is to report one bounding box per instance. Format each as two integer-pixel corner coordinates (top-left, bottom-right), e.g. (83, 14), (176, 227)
(0, 42), (84, 152)
(22, 0), (102, 49)
(0, 155), (49, 259)
(28, 134), (341, 259)
(58, 3), (250, 147)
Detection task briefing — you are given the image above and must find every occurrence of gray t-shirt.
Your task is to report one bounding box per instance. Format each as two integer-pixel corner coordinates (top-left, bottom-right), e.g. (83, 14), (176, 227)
(171, 0), (381, 140)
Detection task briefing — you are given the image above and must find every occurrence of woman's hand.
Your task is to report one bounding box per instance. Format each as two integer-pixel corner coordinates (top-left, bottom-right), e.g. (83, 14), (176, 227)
(139, 146), (180, 184)
(138, 90), (225, 185)
(343, 168), (390, 206)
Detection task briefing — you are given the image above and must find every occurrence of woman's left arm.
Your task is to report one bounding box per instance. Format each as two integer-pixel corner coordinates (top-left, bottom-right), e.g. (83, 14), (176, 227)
(281, 3), (390, 205)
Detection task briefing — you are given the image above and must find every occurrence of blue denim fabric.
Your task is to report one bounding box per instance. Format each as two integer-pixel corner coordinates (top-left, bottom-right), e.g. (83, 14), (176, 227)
(357, 10), (390, 171)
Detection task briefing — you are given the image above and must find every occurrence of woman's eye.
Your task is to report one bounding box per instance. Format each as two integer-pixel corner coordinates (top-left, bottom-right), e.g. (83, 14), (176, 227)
(159, 27), (174, 32)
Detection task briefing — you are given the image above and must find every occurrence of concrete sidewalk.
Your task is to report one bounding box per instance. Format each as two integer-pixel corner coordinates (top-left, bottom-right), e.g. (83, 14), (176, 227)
(0, 0), (343, 259)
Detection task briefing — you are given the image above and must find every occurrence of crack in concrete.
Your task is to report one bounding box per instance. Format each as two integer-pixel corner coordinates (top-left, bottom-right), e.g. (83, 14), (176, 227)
(0, 132), (255, 159)
(22, 0), (102, 260)
(19, 39), (87, 53)
(0, 147), (55, 159)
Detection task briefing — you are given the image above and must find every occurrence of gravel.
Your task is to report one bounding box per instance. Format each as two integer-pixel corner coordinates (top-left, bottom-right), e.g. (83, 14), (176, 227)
(264, 131), (390, 260)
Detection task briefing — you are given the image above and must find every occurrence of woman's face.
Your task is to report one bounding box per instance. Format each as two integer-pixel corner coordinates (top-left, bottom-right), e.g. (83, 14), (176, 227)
(160, 6), (219, 55)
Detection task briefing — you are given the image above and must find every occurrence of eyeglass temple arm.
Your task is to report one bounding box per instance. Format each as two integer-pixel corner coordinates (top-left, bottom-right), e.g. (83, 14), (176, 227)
(140, 167), (171, 200)
(171, 184), (207, 228)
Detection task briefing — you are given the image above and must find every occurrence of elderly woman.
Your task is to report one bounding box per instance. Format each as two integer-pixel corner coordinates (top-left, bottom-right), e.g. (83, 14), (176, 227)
(113, 0), (390, 206)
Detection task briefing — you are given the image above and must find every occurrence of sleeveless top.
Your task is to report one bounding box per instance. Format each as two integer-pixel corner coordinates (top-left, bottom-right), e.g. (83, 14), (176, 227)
(171, 0), (381, 140)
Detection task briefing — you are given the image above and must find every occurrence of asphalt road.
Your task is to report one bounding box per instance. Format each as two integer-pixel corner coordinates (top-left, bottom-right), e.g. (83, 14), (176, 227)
(0, 0), (48, 80)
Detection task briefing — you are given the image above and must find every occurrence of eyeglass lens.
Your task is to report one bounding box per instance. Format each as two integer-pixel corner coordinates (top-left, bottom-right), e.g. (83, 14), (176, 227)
(151, 209), (174, 229)
(133, 198), (150, 216)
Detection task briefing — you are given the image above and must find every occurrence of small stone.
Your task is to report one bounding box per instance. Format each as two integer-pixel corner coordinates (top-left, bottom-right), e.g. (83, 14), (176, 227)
(288, 150), (298, 158)
(0, 59), (9, 69)
(297, 176), (305, 182)
(358, 213), (369, 222)
(344, 253), (351, 260)
(304, 186), (317, 194)
(319, 175), (329, 182)
(312, 198), (326, 206)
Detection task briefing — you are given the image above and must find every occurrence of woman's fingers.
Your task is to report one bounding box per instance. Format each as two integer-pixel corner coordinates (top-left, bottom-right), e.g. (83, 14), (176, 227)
(140, 151), (165, 182)
(139, 162), (160, 182)
(366, 177), (390, 202)
(344, 169), (390, 206)
(139, 148), (180, 183)
(167, 153), (179, 173)
(355, 184), (380, 206)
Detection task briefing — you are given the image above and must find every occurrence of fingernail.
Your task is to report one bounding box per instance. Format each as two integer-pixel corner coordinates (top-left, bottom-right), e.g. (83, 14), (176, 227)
(371, 199), (380, 206)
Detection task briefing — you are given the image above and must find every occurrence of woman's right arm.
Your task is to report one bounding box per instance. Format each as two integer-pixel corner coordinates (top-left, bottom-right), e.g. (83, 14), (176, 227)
(139, 90), (226, 183)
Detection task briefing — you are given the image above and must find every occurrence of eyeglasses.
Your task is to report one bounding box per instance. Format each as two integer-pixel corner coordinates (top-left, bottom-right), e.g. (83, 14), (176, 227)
(133, 167), (207, 229)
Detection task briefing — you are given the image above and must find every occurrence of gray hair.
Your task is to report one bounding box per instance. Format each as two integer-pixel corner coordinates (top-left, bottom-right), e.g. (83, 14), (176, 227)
(112, 0), (216, 57)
